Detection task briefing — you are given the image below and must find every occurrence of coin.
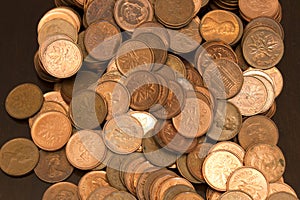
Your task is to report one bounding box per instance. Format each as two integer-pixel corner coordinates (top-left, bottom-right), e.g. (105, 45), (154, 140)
(209, 141), (245, 161)
(41, 39), (83, 78)
(165, 54), (187, 78)
(263, 67), (283, 98)
(0, 138), (39, 176)
(129, 111), (157, 135)
(34, 149), (73, 183)
(42, 182), (79, 200)
(87, 186), (118, 200)
(267, 192), (298, 200)
(162, 185), (195, 200)
(269, 183), (298, 197)
(106, 154), (128, 191)
(31, 111), (72, 151)
(44, 91), (69, 112)
(235, 44), (251, 71)
(104, 191), (137, 200)
(66, 130), (107, 170)
(206, 188), (223, 200)
(155, 0), (195, 28)
(84, 0), (115, 26)
(244, 144), (285, 183)
(78, 171), (110, 200)
(84, 20), (122, 61)
(186, 65), (204, 87)
(201, 10), (240, 44)
(227, 167), (269, 200)
(238, 115), (279, 150)
(203, 150), (243, 191)
(172, 192), (204, 200)
(176, 154), (202, 184)
(219, 190), (253, 200)
(149, 173), (178, 200)
(103, 115), (143, 154)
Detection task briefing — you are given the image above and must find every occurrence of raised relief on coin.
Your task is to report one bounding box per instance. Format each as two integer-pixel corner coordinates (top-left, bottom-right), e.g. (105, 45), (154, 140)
(244, 144), (285, 183)
(227, 167), (269, 200)
(31, 111), (72, 151)
(209, 142), (245, 162)
(239, 0), (279, 20)
(42, 182), (79, 200)
(229, 76), (268, 116)
(219, 190), (253, 200)
(87, 186), (118, 200)
(114, 0), (153, 32)
(263, 67), (283, 97)
(269, 183), (298, 197)
(243, 27), (284, 69)
(85, 0), (115, 26)
(203, 150), (243, 191)
(42, 39), (82, 78)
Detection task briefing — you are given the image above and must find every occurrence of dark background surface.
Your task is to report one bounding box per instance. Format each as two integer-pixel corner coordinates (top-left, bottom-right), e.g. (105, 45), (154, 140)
(0, 0), (299, 199)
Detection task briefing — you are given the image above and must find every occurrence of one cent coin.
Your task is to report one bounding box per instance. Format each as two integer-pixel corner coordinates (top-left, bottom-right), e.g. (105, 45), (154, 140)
(85, 0), (115, 26)
(269, 183), (298, 197)
(0, 138), (39, 176)
(87, 186), (118, 200)
(42, 182), (79, 200)
(209, 141), (245, 161)
(219, 190), (253, 200)
(162, 184), (195, 200)
(239, 0), (279, 20)
(172, 192), (204, 200)
(5, 83), (43, 119)
(176, 154), (203, 184)
(267, 192), (298, 200)
(104, 191), (137, 200)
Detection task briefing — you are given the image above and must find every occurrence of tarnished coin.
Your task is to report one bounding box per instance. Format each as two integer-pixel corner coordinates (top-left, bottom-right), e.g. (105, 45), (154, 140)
(165, 54), (186, 78)
(116, 40), (154, 76)
(207, 101), (242, 141)
(229, 76), (268, 116)
(5, 83), (43, 119)
(0, 138), (39, 176)
(114, 0), (153, 32)
(78, 171), (110, 200)
(201, 10), (240, 44)
(227, 167), (269, 200)
(66, 130), (107, 170)
(269, 183), (298, 197)
(31, 111), (72, 151)
(209, 141), (245, 161)
(106, 155), (128, 191)
(41, 39), (83, 78)
(87, 186), (118, 200)
(84, 0), (115, 26)
(185, 65), (204, 87)
(84, 20), (122, 61)
(244, 144), (285, 183)
(162, 185), (195, 200)
(103, 115), (143, 154)
(243, 27), (284, 69)
(219, 190), (253, 200)
(238, 115), (279, 150)
(34, 149), (73, 183)
(235, 44), (251, 71)
(203, 150), (243, 191)
(42, 182), (79, 200)
(172, 192), (204, 200)
(267, 192), (298, 200)
(155, 0), (195, 28)
(176, 154), (202, 184)
(104, 191), (137, 200)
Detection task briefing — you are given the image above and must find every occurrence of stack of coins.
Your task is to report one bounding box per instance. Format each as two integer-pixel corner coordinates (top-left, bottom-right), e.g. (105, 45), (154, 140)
(1, 0), (299, 199)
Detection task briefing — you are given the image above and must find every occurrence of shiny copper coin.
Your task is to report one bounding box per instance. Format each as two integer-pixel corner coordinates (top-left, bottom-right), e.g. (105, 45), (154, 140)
(84, 20), (122, 61)
(209, 141), (245, 161)
(66, 130), (107, 170)
(203, 150), (243, 191)
(87, 186), (118, 200)
(227, 167), (269, 200)
(239, 0), (279, 20)
(172, 192), (204, 200)
(263, 67), (283, 98)
(155, 0), (195, 28)
(165, 54), (186, 78)
(244, 144), (285, 183)
(5, 83), (43, 119)
(0, 138), (39, 176)
(78, 171), (110, 200)
(206, 188), (223, 200)
(104, 191), (137, 200)
(42, 182), (79, 200)
(43, 91), (69, 112)
(149, 173), (178, 200)
(84, 0), (115, 26)
(238, 115), (279, 150)
(269, 183), (298, 197)
(124, 70), (160, 111)
(31, 111), (72, 151)
(103, 115), (143, 154)
(34, 149), (73, 183)
(267, 192), (298, 200)
(219, 190), (253, 200)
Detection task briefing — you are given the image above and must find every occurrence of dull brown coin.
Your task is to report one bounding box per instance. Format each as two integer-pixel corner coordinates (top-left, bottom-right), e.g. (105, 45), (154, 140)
(5, 83), (43, 119)
(124, 70), (160, 111)
(136, 170), (157, 200)
(201, 10), (240, 44)
(162, 185), (196, 200)
(209, 141), (245, 161)
(42, 182), (79, 200)
(235, 44), (251, 71)
(269, 183), (298, 197)
(34, 149), (73, 183)
(176, 154), (203, 184)
(84, 0), (115, 26)
(149, 173), (178, 200)
(203, 150), (243, 191)
(104, 191), (137, 200)
(114, 0), (153, 32)
(0, 138), (39, 176)
(78, 171), (110, 200)
(238, 115), (279, 150)
(219, 190), (253, 200)
(206, 188), (223, 200)
(244, 144), (285, 183)
(207, 101), (242, 141)
(186, 65), (204, 87)
(31, 111), (72, 151)
(87, 186), (118, 200)
(155, 0), (195, 28)
(267, 192), (298, 200)
(203, 59), (244, 99)
(103, 115), (143, 154)
(84, 20), (122, 61)
(66, 130), (107, 170)
(116, 40), (154, 76)
(172, 192), (204, 200)
(106, 155), (128, 191)
(227, 167), (270, 200)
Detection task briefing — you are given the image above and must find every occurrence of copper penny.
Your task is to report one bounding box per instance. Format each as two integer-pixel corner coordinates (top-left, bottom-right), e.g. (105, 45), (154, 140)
(104, 191), (137, 200)
(238, 115), (279, 150)
(162, 185), (195, 200)
(42, 182), (79, 200)
(267, 192), (298, 200)
(235, 44), (251, 71)
(103, 115), (143, 154)
(172, 192), (204, 200)
(34, 149), (73, 183)
(66, 130), (107, 170)
(269, 183), (298, 197)
(209, 141), (245, 161)
(87, 186), (118, 200)
(84, 0), (115, 26)
(165, 54), (187, 78)
(129, 111), (157, 135)
(78, 171), (110, 200)
(203, 150), (243, 191)
(186, 65), (204, 87)
(149, 173), (178, 200)
(31, 111), (72, 151)
(244, 144), (285, 183)
(239, 0), (279, 20)
(206, 188), (223, 200)
(219, 190), (253, 200)
(176, 154), (203, 184)
(43, 91), (69, 112)
(227, 167), (269, 200)
(263, 67), (283, 98)
(106, 155), (128, 191)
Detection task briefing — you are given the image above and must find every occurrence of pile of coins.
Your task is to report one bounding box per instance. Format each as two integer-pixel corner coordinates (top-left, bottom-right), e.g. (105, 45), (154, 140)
(1, 0), (299, 199)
